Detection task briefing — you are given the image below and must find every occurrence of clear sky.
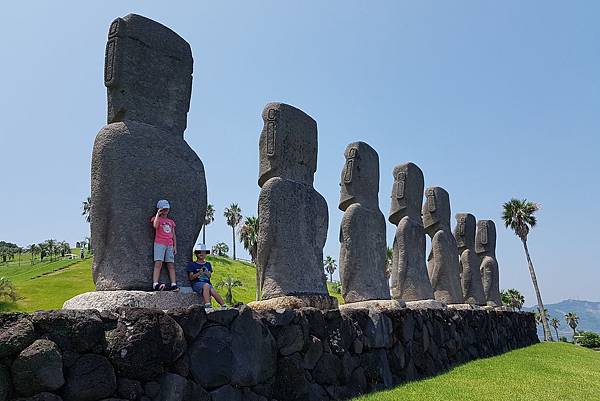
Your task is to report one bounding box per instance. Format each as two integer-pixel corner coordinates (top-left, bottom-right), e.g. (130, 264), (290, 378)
(1, 1), (598, 305)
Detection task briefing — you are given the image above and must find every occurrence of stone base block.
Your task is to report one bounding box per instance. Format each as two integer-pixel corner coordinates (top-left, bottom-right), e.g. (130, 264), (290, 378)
(405, 299), (446, 309)
(247, 294), (338, 311)
(448, 303), (475, 310)
(339, 299), (405, 313)
(495, 306), (513, 312)
(63, 290), (202, 311)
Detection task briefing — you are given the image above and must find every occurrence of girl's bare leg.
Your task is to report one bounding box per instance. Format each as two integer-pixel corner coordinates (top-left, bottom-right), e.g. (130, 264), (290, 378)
(202, 283), (211, 304)
(166, 262), (177, 284)
(152, 261), (163, 283)
(210, 288), (226, 306)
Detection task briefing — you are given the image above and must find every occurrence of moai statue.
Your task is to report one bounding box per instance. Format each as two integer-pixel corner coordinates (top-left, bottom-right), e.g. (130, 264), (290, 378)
(255, 103), (336, 309)
(454, 213), (486, 305)
(422, 187), (463, 304)
(91, 14), (207, 290)
(388, 163), (434, 302)
(338, 142), (389, 303)
(476, 220), (502, 306)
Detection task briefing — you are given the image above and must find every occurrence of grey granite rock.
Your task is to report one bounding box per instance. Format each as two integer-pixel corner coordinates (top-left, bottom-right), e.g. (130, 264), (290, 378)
(388, 163), (435, 302)
(422, 187), (463, 304)
(63, 354), (117, 401)
(11, 340), (64, 396)
(476, 220), (502, 307)
(256, 103), (334, 307)
(91, 14), (206, 290)
(454, 213), (486, 305)
(0, 313), (35, 358)
(405, 299), (446, 309)
(338, 142), (390, 303)
(63, 290), (202, 311)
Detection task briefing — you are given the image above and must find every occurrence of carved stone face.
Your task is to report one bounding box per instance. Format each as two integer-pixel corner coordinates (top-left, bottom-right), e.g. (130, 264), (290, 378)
(422, 186), (451, 234)
(454, 213), (476, 251)
(388, 162), (424, 225)
(476, 219), (497, 255)
(258, 102), (318, 187)
(104, 14), (193, 134)
(338, 142), (379, 211)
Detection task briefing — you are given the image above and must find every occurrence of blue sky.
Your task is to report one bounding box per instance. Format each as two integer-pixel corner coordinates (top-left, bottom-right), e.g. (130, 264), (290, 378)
(1, 1), (598, 304)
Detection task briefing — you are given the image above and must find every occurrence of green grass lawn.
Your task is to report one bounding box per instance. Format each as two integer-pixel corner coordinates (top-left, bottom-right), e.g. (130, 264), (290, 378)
(0, 253), (343, 311)
(354, 342), (600, 401)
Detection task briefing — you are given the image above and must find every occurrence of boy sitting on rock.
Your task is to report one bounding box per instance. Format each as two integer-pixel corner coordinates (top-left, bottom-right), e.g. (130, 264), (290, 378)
(186, 244), (227, 311)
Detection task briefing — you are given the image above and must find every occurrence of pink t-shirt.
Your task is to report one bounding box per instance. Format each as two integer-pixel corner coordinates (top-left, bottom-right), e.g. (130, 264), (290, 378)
(152, 216), (176, 246)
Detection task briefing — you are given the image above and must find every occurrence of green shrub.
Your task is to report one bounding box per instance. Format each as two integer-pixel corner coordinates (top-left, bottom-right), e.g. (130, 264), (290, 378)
(559, 336), (569, 342)
(578, 331), (600, 348)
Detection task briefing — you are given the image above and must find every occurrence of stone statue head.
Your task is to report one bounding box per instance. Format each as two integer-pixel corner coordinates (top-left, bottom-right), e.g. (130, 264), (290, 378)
(258, 102), (318, 187)
(454, 213), (476, 252)
(104, 14), (193, 135)
(475, 219), (497, 255)
(388, 162), (424, 225)
(422, 186), (451, 234)
(338, 142), (379, 211)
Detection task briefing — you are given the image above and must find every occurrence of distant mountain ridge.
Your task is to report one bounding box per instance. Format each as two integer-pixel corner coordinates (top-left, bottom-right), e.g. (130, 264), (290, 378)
(524, 299), (600, 339)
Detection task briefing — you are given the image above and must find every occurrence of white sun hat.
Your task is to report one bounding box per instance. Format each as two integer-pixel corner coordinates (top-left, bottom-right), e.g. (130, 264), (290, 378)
(193, 243), (211, 254)
(156, 199), (170, 209)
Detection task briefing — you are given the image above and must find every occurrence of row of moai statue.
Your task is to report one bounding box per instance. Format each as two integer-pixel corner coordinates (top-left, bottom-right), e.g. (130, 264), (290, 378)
(254, 103), (502, 309)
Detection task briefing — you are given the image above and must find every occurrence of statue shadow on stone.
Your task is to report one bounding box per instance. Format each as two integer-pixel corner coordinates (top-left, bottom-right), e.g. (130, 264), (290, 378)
(476, 219), (502, 307)
(337, 142), (394, 309)
(65, 14), (206, 310)
(388, 163), (435, 307)
(454, 213), (486, 306)
(422, 187), (463, 305)
(249, 103), (337, 311)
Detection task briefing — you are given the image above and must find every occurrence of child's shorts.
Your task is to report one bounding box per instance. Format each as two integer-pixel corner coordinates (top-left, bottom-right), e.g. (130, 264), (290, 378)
(154, 243), (175, 263)
(192, 281), (212, 293)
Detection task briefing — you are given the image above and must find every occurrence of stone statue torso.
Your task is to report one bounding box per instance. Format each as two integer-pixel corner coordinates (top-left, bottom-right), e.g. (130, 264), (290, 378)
(459, 249), (486, 305)
(428, 229), (463, 304)
(480, 255), (501, 306)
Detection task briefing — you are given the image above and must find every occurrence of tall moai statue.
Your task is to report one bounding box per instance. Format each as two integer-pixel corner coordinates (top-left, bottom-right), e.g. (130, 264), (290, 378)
(454, 213), (486, 305)
(388, 163), (434, 301)
(476, 220), (502, 306)
(422, 187), (463, 304)
(91, 14), (207, 290)
(255, 103), (336, 309)
(338, 142), (389, 303)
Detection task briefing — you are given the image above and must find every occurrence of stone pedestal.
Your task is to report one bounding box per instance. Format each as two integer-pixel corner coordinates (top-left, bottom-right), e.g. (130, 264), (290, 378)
(447, 303), (475, 310)
(247, 295), (338, 311)
(339, 299), (405, 313)
(405, 299), (446, 309)
(63, 290), (201, 311)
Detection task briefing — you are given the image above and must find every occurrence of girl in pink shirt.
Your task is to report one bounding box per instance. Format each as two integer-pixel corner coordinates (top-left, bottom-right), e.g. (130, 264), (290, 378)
(151, 199), (178, 291)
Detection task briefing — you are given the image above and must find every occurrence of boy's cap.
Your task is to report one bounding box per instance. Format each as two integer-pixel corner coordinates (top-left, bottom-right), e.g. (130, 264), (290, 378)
(157, 199), (170, 209)
(194, 243), (211, 254)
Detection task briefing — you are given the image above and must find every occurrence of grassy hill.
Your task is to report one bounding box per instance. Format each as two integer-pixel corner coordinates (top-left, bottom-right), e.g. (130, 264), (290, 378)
(0, 253), (342, 311)
(354, 342), (600, 401)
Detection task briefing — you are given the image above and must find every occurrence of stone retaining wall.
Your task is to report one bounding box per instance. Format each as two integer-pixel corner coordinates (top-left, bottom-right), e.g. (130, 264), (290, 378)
(0, 306), (538, 401)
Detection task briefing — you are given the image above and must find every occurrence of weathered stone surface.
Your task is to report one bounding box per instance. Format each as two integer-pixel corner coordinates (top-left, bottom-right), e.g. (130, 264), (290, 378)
(189, 325), (232, 388)
(13, 393), (63, 401)
(0, 313), (35, 358)
(143, 382), (160, 398)
(106, 308), (186, 380)
(206, 308), (239, 326)
(168, 305), (207, 341)
(313, 353), (342, 385)
(405, 299), (446, 309)
(116, 378), (143, 400)
(158, 373), (189, 401)
(388, 162), (435, 302)
(63, 291), (202, 311)
(32, 310), (105, 353)
(422, 187), (463, 304)
(476, 220), (502, 307)
(230, 306), (276, 386)
(91, 14), (206, 290)
(338, 142), (389, 303)
(11, 340), (64, 396)
(209, 385), (242, 401)
(255, 103), (335, 308)
(273, 354), (309, 401)
(248, 295), (337, 311)
(0, 364), (11, 401)
(303, 335), (323, 369)
(339, 299), (405, 313)
(274, 324), (304, 356)
(63, 354), (116, 401)
(454, 213), (486, 305)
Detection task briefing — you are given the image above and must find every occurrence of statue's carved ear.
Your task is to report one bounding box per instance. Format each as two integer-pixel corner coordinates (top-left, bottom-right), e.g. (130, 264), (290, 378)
(480, 222), (488, 245)
(458, 216), (466, 236)
(426, 189), (436, 212)
(266, 108), (279, 157)
(104, 18), (124, 87)
(395, 172), (406, 199)
(343, 147), (358, 184)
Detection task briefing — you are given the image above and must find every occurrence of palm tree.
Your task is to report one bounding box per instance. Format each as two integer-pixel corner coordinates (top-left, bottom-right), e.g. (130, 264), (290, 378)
(565, 312), (579, 343)
(224, 203), (243, 260)
(215, 275), (243, 305)
(202, 204), (215, 244)
(44, 239), (56, 262)
(82, 196), (92, 223)
(550, 317), (560, 341)
(0, 277), (18, 302)
(385, 246), (393, 279)
(502, 198), (552, 341)
(501, 288), (525, 311)
(535, 308), (553, 340)
(28, 244), (38, 265)
(324, 256), (337, 282)
(239, 216), (259, 263)
(212, 242), (229, 257)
